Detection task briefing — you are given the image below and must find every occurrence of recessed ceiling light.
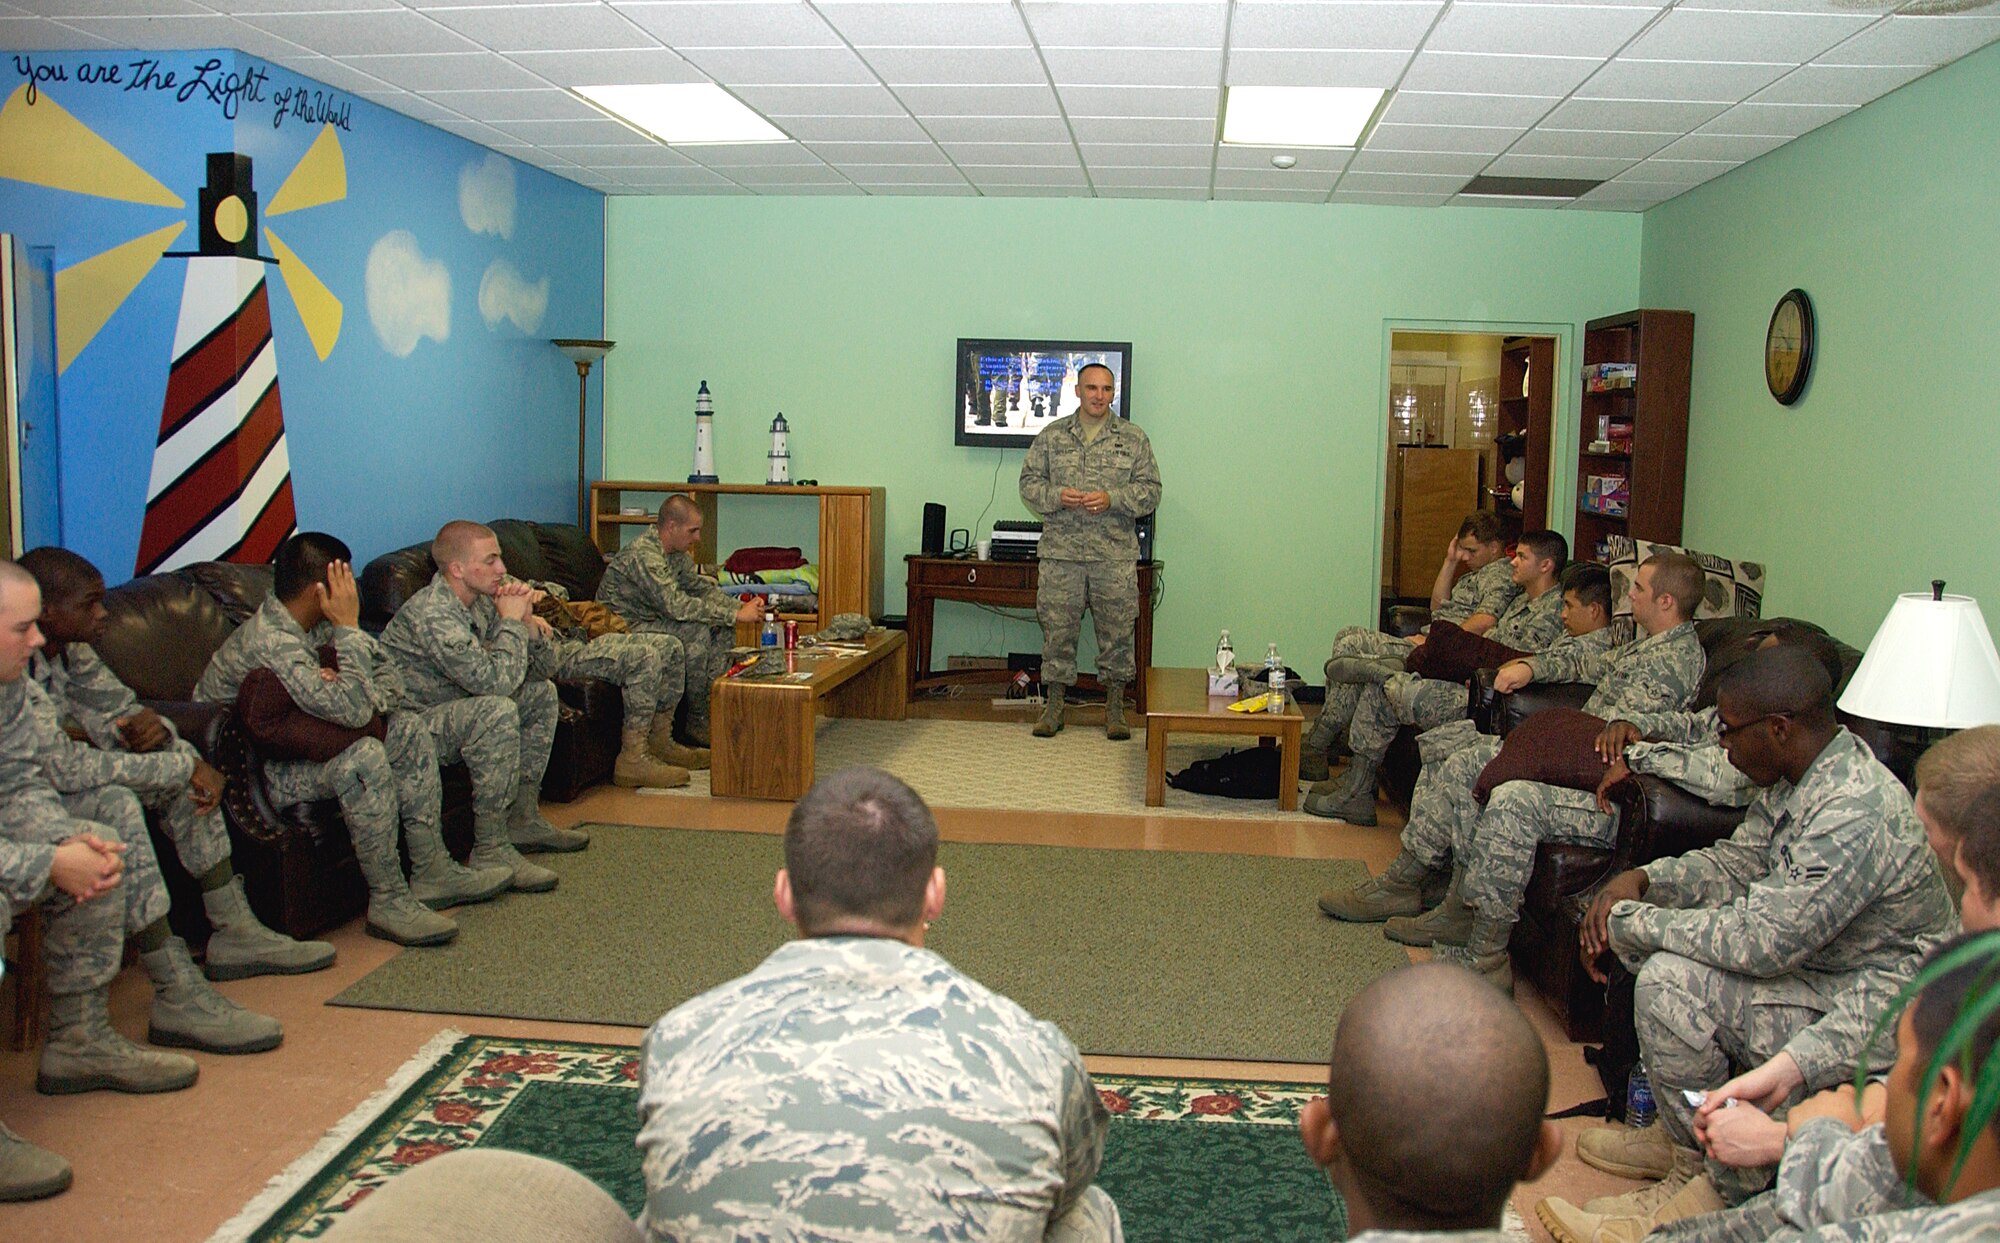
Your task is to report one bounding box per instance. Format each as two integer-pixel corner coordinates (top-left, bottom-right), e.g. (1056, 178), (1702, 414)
(573, 83), (790, 146)
(1222, 87), (1385, 149)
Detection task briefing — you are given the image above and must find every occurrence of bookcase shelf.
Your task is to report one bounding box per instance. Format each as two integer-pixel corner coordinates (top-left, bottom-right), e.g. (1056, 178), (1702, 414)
(1575, 310), (1693, 560)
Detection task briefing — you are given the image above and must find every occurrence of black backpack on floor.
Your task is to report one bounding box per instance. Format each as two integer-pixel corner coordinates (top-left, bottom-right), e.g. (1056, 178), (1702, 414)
(1167, 746), (1282, 800)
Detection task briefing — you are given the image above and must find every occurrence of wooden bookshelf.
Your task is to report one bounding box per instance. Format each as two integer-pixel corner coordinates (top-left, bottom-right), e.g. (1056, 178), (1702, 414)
(1495, 336), (1555, 532)
(1574, 310), (1693, 560)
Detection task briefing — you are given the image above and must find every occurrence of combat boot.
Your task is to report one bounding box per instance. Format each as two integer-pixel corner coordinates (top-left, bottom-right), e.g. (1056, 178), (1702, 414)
(1433, 913), (1514, 992)
(614, 728), (691, 788)
(405, 827), (513, 911)
(1577, 1118), (1682, 1181)
(201, 875), (337, 981)
(683, 716), (711, 748)
(143, 936), (283, 1054)
(510, 780), (589, 853)
(1326, 655), (1399, 685)
(649, 716), (709, 770)
(1299, 747), (1332, 785)
(0, 1121), (70, 1201)
(1104, 683), (1131, 741)
(1318, 852), (1428, 921)
(1384, 865), (1474, 947)
(37, 990), (198, 1096)
(1582, 1144), (1706, 1211)
(1540, 1151), (1718, 1243)
(1032, 684), (1067, 738)
(1303, 756), (1378, 824)
(474, 812), (558, 892)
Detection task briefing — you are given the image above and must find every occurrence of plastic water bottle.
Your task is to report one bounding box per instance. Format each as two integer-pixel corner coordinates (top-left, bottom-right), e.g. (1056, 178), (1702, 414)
(1266, 643), (1284, 712)
(760, 608), (780, 648)
(1216, 629), (1234, 674)
(1626, 1067), (1657, 1129)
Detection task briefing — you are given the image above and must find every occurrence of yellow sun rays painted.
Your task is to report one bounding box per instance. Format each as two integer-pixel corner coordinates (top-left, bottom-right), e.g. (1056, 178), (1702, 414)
(262, 226), (342, 361)
(0, 84), (183, 208)
(266, 125), (345, 218)
(54, 222), (185, 373)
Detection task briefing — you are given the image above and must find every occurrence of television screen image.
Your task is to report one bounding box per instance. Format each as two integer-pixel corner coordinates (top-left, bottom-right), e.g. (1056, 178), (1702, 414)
(955, 338), (1133, 450)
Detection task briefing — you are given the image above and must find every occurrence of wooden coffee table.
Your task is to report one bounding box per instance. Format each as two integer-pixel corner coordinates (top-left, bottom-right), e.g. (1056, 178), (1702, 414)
(1143, 666), (1303, 810)
(710, 629), (908, 801)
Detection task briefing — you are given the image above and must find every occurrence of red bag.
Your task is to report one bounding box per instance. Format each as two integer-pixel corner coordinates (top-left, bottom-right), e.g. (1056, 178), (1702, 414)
(723, 546), (807, 574)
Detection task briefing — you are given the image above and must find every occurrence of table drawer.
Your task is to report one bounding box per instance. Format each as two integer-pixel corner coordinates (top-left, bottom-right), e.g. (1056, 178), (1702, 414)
(911, 560), (1034, 590)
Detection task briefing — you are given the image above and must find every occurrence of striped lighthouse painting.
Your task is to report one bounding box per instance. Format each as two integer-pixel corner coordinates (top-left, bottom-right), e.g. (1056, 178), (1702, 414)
(135, 153), (296, 575)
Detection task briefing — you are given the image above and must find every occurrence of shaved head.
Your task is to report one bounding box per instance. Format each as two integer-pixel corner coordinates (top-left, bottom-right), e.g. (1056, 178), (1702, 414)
(657, 495), (700, 530)
(1324, 964), (1549, 1229)
(1715, 644), (1834, 725)
(0, 559), (38, 598)
(432, 520), (495, 571)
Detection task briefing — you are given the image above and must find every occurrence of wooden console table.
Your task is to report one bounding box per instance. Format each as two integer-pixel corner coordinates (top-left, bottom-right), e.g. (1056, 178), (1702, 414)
(711, 630), (908, 801)
(904, 555), (1158, 713)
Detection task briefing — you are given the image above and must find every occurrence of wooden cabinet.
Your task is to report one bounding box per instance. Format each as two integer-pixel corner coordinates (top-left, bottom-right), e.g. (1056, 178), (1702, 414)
(1495, 336), (1554, 531)
(589, 481), (886, 636)
(1574, 310), (1694, 561)
(1385, 447), (1481, 601)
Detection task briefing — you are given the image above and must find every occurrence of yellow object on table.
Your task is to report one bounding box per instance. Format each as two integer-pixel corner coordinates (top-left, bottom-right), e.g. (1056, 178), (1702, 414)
(1226, 692), (1281, 713)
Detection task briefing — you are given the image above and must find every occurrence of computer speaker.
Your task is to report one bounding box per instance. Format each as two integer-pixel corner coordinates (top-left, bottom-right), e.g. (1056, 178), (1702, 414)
(921, 502), (946, 558)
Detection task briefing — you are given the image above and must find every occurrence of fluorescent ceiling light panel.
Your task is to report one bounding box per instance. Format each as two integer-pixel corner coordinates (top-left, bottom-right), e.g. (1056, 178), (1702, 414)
(574, 83), (789, 145)
(1222, 87), (1384, 148)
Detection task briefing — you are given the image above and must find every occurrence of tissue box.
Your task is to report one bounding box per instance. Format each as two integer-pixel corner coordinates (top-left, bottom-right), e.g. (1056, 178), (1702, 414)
(1207, 668), (1241, 696)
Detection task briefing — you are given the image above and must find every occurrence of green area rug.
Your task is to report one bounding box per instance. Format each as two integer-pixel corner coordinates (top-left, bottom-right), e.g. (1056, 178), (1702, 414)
(329, 825), (1412, 1063)
(229, 1034), (1346, 1243)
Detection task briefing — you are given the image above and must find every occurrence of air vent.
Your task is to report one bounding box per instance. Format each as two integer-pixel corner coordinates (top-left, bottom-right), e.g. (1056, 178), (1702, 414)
(1457, 176), (1602, 200)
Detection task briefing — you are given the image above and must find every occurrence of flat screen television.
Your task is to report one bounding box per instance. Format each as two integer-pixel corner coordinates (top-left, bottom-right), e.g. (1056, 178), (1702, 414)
(955, 338), (1132, 450)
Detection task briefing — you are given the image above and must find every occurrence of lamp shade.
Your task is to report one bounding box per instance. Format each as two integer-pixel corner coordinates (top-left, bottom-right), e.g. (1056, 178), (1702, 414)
(552, 337), (614, 365)
(1837, 591), (2000, 728)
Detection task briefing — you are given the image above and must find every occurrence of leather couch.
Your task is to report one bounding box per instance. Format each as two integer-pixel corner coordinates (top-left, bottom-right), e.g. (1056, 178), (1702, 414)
(359, 519), (622, 803)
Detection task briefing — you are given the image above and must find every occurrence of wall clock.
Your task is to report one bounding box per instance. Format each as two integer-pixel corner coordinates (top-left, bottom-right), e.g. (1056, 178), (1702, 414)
(1765, 288), (1814, 405)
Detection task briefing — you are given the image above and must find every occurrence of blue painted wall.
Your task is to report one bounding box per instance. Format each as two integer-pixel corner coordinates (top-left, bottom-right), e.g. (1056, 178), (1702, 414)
(0, 49), (605, 575)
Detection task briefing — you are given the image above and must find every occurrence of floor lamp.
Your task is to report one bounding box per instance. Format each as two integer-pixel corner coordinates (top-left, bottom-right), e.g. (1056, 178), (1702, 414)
(552, 338), (614, 529)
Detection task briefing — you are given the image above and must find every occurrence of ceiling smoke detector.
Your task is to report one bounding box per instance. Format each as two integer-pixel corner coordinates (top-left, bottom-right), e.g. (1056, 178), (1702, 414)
(1271, 154), (1298, 169)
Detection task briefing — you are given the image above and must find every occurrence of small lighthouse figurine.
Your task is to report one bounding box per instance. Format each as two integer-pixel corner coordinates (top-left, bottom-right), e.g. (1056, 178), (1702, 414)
(767, 412), (791, 485)
(689, 381), (718, 483)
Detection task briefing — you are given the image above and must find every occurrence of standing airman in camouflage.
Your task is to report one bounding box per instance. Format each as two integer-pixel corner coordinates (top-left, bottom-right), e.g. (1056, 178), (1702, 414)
(1307, 531), (1572, 824)
(381, 521), (584, 895)
(1536, 647), (1956, 1241)
(595, 495), (762, 750)
(1019, 362), (1160, 741)
(196, 533), (513, 946)
(637, 767), (1121, 1243)
(19, 547), (335, 980)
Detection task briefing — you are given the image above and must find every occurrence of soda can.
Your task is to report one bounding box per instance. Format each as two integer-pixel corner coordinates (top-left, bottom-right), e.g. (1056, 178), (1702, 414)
(784, 619), (799, 650)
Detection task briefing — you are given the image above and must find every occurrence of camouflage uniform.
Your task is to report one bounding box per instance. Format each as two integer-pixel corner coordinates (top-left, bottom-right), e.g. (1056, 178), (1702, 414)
(1307, 557), (1521, 754)
(1793, 1191), (2000, 1241)
(381, 574), (557, 822)
(636, 935), (1121, 1242)
(27, 645), (227, 877)
(1018, 414), (1161, 688)
(195, 595), (437, 877)
(551, 633), (684, 738)
(1607, 729), (1957, 1202)
(1654, 1119), (1917, 1243)
(596, 538), (739, 737)
(1344, 586), (1568, 768)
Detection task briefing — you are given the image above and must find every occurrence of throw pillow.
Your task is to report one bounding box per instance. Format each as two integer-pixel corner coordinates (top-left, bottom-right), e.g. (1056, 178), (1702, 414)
(236, 667), (386, 763)
(1405, 621), (1531, 683)
(1472, 707), (1611, 805)
(1606, 536), (1765, 622)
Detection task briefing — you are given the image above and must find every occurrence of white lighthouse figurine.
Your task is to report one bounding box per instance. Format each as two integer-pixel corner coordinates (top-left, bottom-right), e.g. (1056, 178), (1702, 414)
(689, 380), (718, 483)
(767, 412), (791, 485)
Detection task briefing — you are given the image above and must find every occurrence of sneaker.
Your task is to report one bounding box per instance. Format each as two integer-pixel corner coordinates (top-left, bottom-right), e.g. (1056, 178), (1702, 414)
(1537, 1170), (1722, 1243)
(1577, 1120), (1681, 1181)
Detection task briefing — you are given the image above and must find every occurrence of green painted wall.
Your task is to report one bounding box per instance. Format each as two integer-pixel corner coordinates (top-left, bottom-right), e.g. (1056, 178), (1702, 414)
(1640, 41), (2000, 650)
(605, 196), (1638, 671)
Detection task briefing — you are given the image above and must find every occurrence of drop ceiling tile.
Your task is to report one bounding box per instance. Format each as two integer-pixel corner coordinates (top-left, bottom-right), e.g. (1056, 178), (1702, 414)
(725, 164), (852, 184)
(506, 47), (706, 86)
(862, 183), (981, 195)
(1214, 166), (1341, 189)
(734, 84), (907, 115)
(962, 165), (1087, 184)
(426, 5), (660, 53)
(24, 0), (203, 14)
(1484, 151), (1636, 176)
(778, 114), (933, 142)
(1346, 149), (1488, 174)
(941, 141), (1075, 163)
(1649, 130), (1788, 160)
(895, 83), (1059, 115)
(829, 163), (968, 183)
(356, 90), (465, 123)
(237, 9), (479, 55)
(1400, 52), (1603, 95)
(675, 144), (827, 166)
(1224, 47), (1411, 88)
(612, 1), (840, 48)
(1697, 100), (1850, 135)
(1043, 47), (1223, 87)
(862, 47), (1048, 85)
(1614, 156), (1739, 182)
(751, 183), (868, 195)
(1060, 85), (1218, 118)
(1338, 169), (1474, 192)
(1623, 9), (1874, 62)
(1576, 58), (1791, 99)
(1367, 121), (1523, 152)
(1330, 190), (1453, 205)
(1747, 62), (1929, 104)
(1068, 116), (1218, 142)
(274, 55), (394, 94)
(925, 114), (1075, 141)
(420, 88), (600, 122)
(342, 52), (547, 92)
(1382, 91), (1560, 128)
(1541, 97), (1728, 129)
(0, 16), (112, 48)
(1216, 144), (1347, 171)
(1105, 186), (1210, 199)
(578, 146), (701, 168)
(806, 140), (950, 164)
(1021, 2), (1228, 48)
(1091, 165), (1212, 187)
(605, 165), (737, 187)
(1218, 186), (1336, 202)
(1454, 192), (1570, 207)
(425, 116), (521, 146)
(1082, 142), (1216, 166)
(977, 184), (1094, 196)
(1679, 0), (1887, 10)
(1573, 179), (1683, 205)
(58, 13), (291, 54)
(1507, 126), (1674, 158)
(674, 46), (877, 85)
(816, 3), (1030, 48)
(1817, 15), (2000, 66)
(1427, 3), (1659, 57)
(209, 0), (403, 12)
(1230, 2), (1445, 51)
(491, 117), (664, 145)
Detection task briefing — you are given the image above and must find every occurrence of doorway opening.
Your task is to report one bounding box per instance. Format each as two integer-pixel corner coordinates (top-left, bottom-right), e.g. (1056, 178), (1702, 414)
(1382, 331), (1556, 615)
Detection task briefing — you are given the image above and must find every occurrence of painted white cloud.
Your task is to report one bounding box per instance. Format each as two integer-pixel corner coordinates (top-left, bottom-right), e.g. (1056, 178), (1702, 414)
(459, 154), (517, 240)
(365, 230), (451, 359)
(479, 259), (550, 335)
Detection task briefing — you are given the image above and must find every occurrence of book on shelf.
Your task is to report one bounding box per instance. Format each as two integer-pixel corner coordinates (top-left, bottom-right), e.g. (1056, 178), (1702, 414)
(1582, 362), (1637, 392)
(1580, 474), (1630, 517)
